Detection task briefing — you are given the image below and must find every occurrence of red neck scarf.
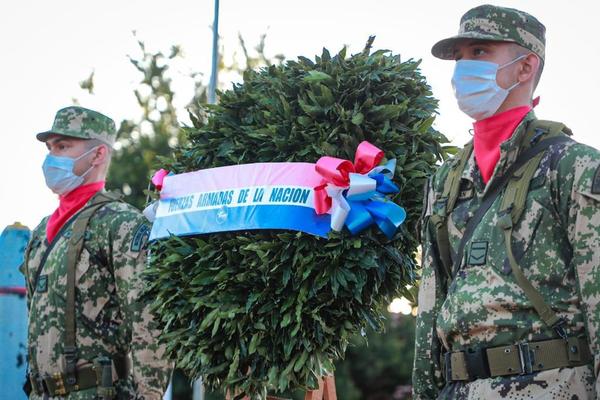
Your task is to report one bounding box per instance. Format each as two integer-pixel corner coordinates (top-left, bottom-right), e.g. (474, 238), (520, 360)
(46, 181), (105, 243)
(473, 105), (532, 184)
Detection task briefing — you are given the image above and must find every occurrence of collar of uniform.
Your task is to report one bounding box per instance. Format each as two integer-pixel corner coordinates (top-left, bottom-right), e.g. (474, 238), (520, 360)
(498, 110), (537, 154)
(460, 147), (479, 188)
(493, 110), (538, 179)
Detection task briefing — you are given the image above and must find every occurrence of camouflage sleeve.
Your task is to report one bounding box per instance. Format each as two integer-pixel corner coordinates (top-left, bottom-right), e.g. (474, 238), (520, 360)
(20, 241), (32, 309)
(412, 176), (446, 399)
(21, 220), (46, 310)
(109, 207), (172, 399)
(556, 143), (600, 395)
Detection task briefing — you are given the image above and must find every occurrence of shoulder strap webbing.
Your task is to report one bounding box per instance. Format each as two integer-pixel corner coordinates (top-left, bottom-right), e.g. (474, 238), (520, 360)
(453, 134), (572, 276)
(30, 192), (123, 294)
(64, 191), (121, 385)
(31, 218), (76, 295)
(430, 142), (473, 279)
(497, 120), (571, 337)
(499, 120), (569, 225)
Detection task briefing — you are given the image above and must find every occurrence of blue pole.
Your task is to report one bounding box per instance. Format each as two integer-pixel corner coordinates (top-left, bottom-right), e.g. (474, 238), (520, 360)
(208, 0), (220, 104)
(0, 223), (30, 400)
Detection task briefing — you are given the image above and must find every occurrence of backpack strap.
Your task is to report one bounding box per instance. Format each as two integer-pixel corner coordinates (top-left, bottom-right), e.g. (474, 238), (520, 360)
(64, 191), (122, 386)
(496, 120), (572, 339)
(499, 120), (571, 225)
(430, 142), (473, 280)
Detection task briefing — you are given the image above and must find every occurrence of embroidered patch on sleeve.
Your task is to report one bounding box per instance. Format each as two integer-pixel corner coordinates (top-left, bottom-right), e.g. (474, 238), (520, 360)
(36, 274), (48, 293)
(468, 241), (488, 266)
(130, 223), (150, 252)
(592, 165), (600, 194)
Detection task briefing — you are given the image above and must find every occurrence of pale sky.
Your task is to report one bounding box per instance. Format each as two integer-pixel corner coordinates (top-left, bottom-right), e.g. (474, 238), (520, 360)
(1, 0), (599, 230)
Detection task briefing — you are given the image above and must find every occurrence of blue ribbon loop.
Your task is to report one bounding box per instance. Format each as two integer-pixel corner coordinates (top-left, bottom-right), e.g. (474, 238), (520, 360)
(343, 168), (406, 239)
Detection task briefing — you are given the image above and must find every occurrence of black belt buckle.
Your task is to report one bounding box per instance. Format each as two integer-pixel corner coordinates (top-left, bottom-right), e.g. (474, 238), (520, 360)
(464, 347), (490, 380)
(552, 318), (569, 341)
(31, 373), (45, 395)
(443, 352), (453, 382)
(63, 346), (78, 386)
(517, 342), (534, 375)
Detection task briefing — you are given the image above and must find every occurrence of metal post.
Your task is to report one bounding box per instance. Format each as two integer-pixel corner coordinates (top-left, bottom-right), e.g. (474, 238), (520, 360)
(208, 0), (220, 104)
(0, 223), (30, 400)
(192, 0), (219, 400)
(192, 2), (219, 397)
(193, 378), (204, 400)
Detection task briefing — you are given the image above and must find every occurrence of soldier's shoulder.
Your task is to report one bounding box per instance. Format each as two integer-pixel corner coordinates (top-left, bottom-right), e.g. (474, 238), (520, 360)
(31, 216), (50, 239)
(93, 200), (151, 253)
(554, 139), (600, 196)
(560, 138), (600, 158)
(430, 143), (472, 192)
(93, 200), (148, 231)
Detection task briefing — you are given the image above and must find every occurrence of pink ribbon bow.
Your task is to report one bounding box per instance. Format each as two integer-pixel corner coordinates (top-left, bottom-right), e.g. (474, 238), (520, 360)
(314, 141), (384, 215)
(151, 168), (170, 191)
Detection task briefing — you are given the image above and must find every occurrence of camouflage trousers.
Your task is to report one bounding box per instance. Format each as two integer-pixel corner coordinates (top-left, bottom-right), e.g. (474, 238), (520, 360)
(438, 364), (595, 399)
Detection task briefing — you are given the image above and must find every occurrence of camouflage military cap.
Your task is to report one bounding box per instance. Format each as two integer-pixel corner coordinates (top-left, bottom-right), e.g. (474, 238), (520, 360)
(431, 4), (546, 61)
(36, 106), (116, 147)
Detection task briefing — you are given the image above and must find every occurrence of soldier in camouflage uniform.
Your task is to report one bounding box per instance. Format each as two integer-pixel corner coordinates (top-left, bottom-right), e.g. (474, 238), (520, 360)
(413, 5), (600, 399)
(22, 106), (171, 399)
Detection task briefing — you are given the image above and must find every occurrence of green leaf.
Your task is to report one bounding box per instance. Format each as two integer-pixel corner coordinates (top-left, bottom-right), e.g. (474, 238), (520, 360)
(248, 334), (260, 354)
(280, 312), (292, 328)
(303, 70), (333, 84)
(351, 112), (364, 125)
(293, 351), (309, 372)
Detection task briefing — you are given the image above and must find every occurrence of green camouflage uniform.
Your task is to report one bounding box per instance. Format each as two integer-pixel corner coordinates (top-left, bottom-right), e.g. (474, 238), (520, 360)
(24, 107), (171, 399)
(413, 6), (600, 399)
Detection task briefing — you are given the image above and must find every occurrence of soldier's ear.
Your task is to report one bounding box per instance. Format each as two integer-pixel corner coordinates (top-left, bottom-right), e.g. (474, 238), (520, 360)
(90, 144), (109, 166)
(518, 53), (540, 85)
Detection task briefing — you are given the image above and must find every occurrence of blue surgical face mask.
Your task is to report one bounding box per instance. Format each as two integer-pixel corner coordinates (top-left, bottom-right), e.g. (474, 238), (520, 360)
(42, 146), (98, 195)
(451, 54), (526, 121)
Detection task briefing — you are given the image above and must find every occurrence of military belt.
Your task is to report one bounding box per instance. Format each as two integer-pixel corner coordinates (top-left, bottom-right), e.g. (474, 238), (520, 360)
(29, 355), (130, 397)
(443, 337), (592, 382)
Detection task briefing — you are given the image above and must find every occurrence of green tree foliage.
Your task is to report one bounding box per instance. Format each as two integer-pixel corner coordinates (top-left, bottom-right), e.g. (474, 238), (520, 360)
(144, 37), (451, 399)
(79, 71), (95, 94)
(101, 34), (283, 210)
(221, 33), (285, 75)
(281, 314), (418, 400)
(205, 313), (416, 400)
(337, 313), (415, 400)
(105, 40), (189, 210)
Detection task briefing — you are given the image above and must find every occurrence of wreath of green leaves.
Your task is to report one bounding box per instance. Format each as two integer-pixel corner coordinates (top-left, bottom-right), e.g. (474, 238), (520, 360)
(144, 37), (451, 399)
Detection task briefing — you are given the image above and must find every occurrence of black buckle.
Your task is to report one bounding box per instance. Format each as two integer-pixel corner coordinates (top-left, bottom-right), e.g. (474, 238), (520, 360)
(64, 345), (77, 360)
(530, 128), (547, 145)
(443, 352), (452, 382)
(517, 342), (535, 374)
(64, 346), (78, 386)
(552, 318), (569, 341)
(464, 347), (490, 380)
(31, 373), (46, 395)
